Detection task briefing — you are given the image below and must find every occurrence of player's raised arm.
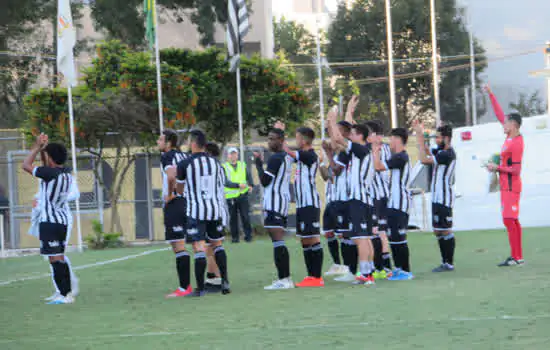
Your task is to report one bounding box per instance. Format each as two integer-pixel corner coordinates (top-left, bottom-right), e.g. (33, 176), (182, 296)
(372, 144), (386, 171)
(22, 134), (48, 175)
(485, 84), (506, 125)
(345, 95), (359, 125)
(413, 121), (433, 165)
(327, 107), (347, 151)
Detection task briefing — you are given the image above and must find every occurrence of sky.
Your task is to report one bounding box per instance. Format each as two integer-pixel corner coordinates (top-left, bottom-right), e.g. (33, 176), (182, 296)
(273, 0), (550, 109)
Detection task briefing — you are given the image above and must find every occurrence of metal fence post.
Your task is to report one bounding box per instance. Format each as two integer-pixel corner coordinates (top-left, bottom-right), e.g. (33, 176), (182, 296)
(145, 154), (154, 241)
(7, 152), (17, 249)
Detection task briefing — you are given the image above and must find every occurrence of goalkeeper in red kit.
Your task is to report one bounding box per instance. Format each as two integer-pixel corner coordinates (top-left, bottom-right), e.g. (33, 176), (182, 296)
(485, 85), (525, 266)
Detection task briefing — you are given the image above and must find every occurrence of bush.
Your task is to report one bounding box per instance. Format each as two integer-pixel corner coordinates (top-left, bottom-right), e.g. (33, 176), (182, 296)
(85, 220), (124, 250)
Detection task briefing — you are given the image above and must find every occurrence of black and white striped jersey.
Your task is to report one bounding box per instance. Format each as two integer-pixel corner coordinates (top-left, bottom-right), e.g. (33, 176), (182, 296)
(160, 149), (188, 200)
(370, 143), (391, 200)
(430, 147), (457, 208)
(32, 167), (73, 225)
(332, 151), (351, 202)
(262, 152), (292, 216)
(346, 141), (375, 205)
(383, 151), (411, 212)
(176, 152), (225, 221)
(293, 149), (320, 209)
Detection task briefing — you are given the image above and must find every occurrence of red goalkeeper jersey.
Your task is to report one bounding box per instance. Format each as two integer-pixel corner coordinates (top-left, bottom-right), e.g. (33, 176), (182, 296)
(499, 135), (524, 193)
(488, 91), (524, 193)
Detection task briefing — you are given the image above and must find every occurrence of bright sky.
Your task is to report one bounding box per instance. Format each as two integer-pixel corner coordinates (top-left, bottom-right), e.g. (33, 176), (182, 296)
(272, 0), (549, 105)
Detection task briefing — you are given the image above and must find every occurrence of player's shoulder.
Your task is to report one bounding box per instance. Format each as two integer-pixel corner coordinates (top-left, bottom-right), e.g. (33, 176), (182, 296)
(395, 150), (410, 161)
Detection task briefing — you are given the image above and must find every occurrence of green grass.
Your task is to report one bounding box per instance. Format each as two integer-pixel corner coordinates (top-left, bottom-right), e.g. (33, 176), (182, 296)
(1, 228), (550, 350)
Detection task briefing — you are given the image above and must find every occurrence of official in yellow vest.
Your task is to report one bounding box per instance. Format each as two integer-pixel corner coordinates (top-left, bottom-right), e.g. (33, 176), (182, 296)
(224, 147), (254, 243)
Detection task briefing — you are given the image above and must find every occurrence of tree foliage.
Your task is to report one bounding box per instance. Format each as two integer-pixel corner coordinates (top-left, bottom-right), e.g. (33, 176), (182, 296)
(326, 0), (487, 127)
(161, 48), (310, 144)
(509, 91), (548, 117)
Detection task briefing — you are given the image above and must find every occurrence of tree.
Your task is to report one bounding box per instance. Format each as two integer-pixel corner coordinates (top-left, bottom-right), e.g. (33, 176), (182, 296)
(90, 0), (229, 48)
(509, 91), (547, 117)
(23, 41), (197, 234)
(161, 48), (311, 145)
(326, 0), (487, 127)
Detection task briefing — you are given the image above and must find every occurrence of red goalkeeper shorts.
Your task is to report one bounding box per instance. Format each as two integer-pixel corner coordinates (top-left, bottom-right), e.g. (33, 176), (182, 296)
(501, 191), (520, 219)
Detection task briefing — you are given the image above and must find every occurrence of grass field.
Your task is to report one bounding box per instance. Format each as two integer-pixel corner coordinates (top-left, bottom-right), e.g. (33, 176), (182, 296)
(1, 228), (549, 350)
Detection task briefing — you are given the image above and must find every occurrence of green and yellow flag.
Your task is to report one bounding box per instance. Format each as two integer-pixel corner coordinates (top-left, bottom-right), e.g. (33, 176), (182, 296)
(144, 0), (156, 50)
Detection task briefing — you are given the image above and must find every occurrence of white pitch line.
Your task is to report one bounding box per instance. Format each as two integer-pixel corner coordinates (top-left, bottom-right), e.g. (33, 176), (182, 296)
(2, 314), (550, 345)
(0, 248), (169, 287)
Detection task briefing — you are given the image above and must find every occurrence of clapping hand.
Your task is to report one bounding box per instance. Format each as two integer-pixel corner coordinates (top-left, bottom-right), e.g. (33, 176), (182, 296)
(274, 121), (286, 131)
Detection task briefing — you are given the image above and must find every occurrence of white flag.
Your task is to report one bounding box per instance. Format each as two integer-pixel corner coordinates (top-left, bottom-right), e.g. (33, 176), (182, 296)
(57, 0), (77, 86)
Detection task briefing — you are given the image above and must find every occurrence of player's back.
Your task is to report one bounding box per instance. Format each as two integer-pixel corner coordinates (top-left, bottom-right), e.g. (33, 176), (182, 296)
(388, 151), (411, 213)
(181, 152), (224, 220)
(263, 152), (292, 216)
(500, 135), (524, 193)
(294, 149), (320, 209)
(431, 147), (457, 208)
(34, 166), (73, 225)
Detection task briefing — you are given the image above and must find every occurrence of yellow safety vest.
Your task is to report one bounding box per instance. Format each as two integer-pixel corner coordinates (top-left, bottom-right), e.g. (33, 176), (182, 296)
(224, 161), (248, 199)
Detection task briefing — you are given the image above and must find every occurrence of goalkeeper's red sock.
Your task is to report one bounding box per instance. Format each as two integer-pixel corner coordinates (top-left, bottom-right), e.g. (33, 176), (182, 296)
(513, 219), (523, 261)
(504, 218), (520, 261)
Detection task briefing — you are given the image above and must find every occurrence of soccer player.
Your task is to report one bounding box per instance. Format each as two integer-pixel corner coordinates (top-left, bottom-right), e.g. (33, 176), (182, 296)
(365, 120), (394, 279)
(414, 121), (457, 272)
(157, 129), (193, 298)
(319, 139), (349, 277)
(486, 86), (525, 266)
(254, 126), (294, 290)
(372, 128), (413, 280)
(283, 127), (325, 287)
(22, 134), (77, 304)
(328, 108), (376, 286)
(175, 130), (231, 297)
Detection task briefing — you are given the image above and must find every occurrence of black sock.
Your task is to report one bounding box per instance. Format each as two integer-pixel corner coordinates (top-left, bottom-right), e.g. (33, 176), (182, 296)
(341, 241), (350, 270)
(371, 236), (383, 271)
(273, 241), (290, 279)
(51, 261), (71, 296)
(437, 235), (446, 264)
(302, 244), (313, 277)
(390, 243), (401, 270)
(194, 252), (207, 291)
(349, 241), (358, 275)
(382, 252), (392, 270)
(206, 272), (217, 279)
(175, 251), (191, 289)
(214, 246), (228, 282)
(310, 243), (324, 278)
(442, 234), (456, 265)
(395, 243), (411, 272)
(327, 236), (341, 265)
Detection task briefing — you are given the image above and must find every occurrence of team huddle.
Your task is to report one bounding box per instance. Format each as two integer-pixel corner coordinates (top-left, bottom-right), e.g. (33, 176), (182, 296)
(22, 90), (525, 304)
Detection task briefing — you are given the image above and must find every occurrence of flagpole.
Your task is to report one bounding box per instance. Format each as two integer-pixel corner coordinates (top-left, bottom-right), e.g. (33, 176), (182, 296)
(430, 0), (441, 126)
(67, 85), (83, 253)
(315, 17), (325, 140)
(153, 0), (164, 133)
(385, 0), (398, 128)
(236, 67), (245, 162)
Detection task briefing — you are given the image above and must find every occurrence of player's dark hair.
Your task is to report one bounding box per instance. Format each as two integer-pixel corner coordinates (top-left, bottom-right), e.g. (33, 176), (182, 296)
(508, 113), (522, 127)
(296, 127), (315, 143)
(390, 128), (408, 145)
(366, 120), (383, 135)
(269, 128), (285, 140)
(205, 142), (221, 158)
(352, 123), (370, 140)
(337, 121), (352, 134)
(437, 125), (453, 139)
(44, 143), (68, 166)
(163, 129), (179, 148)
(189, 129), (207, 149)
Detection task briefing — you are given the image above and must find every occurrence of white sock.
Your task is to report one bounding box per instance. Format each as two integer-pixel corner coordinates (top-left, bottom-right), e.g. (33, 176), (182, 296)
(359, 261), (370, 276)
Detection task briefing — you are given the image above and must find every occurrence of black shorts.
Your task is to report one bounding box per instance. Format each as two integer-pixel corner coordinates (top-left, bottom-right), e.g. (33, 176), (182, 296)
(347, 200), (373, 239)
(264, 210), (287, 229)
(39, 222), (67, 256)
(323, 201), (350, 236)
(367, 204), (378, 232)
(387, 208), (409, 243)
(187, 218), (225, 244)
(432, 203), (453, 231)
(296, 206), (321, 238)
(163, 197), (187, 242)
(374, 198), (388, 233)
